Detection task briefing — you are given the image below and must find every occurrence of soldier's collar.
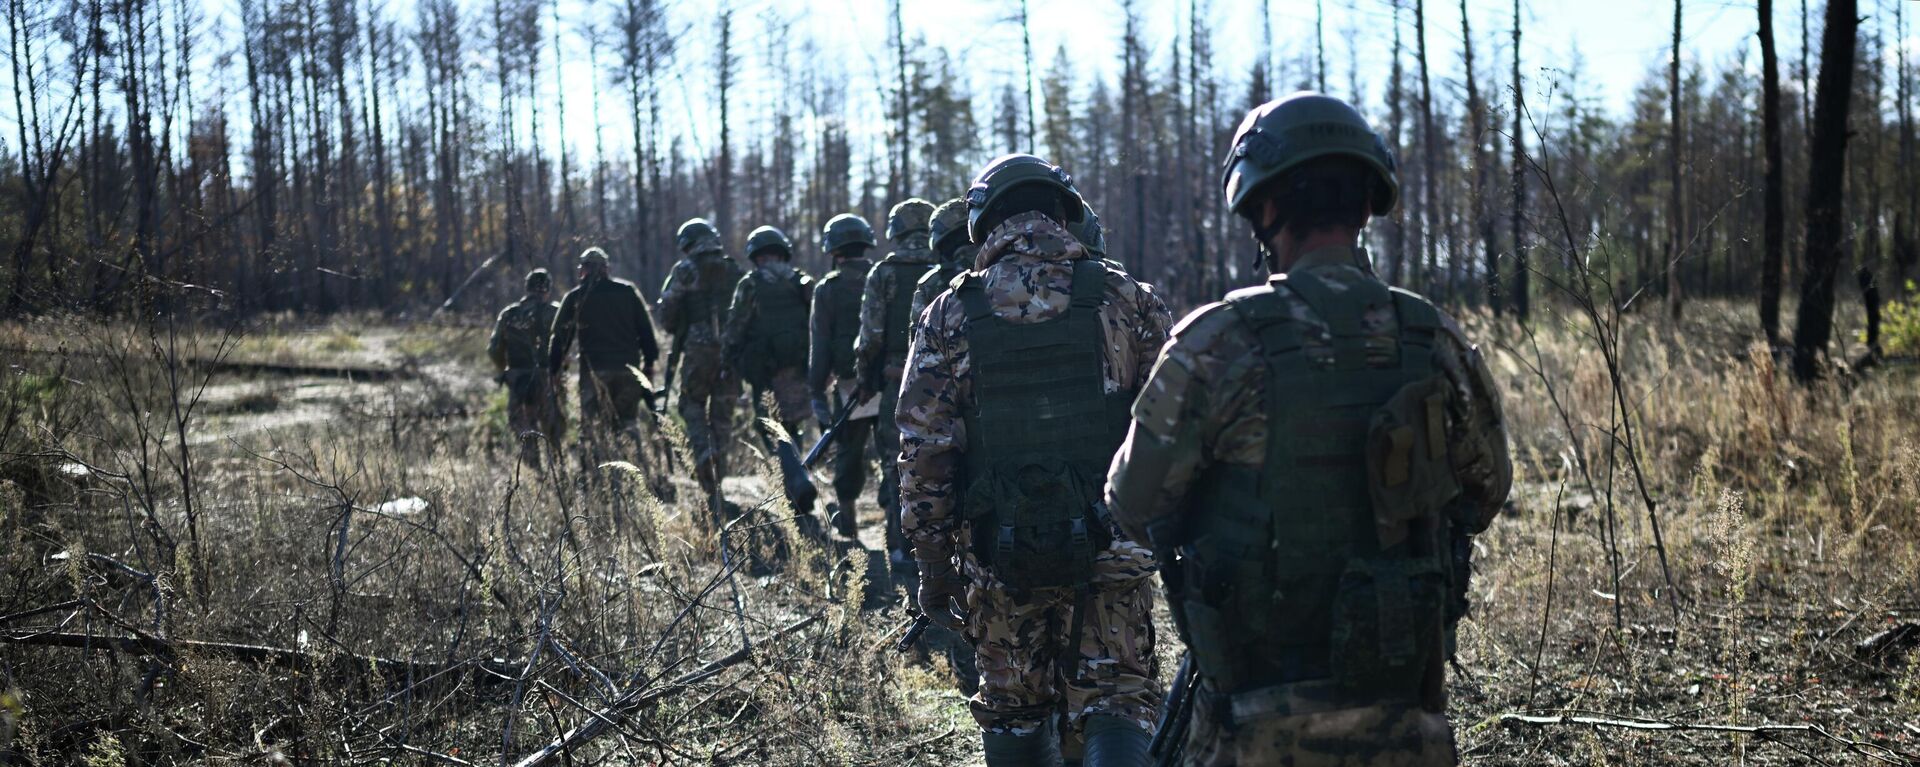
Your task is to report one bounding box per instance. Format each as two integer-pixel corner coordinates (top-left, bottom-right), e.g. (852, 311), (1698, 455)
(1285, 245), (1371, 274)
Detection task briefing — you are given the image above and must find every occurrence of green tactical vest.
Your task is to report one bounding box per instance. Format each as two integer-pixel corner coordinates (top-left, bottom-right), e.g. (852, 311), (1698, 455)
(958, 260), (1133, 591)
(1174, 270), (1461, 704)
(678, 255), (738, 337)
(826, 263), (868, 379)
(878, 261), (934, 427)
(741, 271), (810, 387)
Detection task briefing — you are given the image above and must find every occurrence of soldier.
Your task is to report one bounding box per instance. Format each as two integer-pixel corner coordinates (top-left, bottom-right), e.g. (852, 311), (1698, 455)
(547, 248), (660, 466)
(489, 268), (562, 467)
(907, 197), (977, 337)
(1103, 92), (1513, 767)
(855, 197), (938, 571)
(724, 225), (815, 441)
(658, 218), (748, 514)
(899, 154), (1172, 767)
(807, 213), (877, 538)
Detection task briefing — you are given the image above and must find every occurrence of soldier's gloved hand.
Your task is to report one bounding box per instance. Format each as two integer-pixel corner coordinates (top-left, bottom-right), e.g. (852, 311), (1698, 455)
(914, 552), (967, 630)
(494, 371), (507, 385)
(812, 399), (833, 429)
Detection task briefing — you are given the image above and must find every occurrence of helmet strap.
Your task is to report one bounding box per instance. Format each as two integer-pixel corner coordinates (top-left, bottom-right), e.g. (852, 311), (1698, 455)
(1249, 211), (1287, 276)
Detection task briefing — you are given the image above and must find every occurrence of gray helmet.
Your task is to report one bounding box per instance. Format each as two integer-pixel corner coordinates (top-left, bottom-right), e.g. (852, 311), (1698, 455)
(746, 226), (793, 259)
(964, 154), (1086, 243)
(1066, 202), (1106, 257)
(822, 213), (876, 254)
(928, 198), (970, 256)
(577, 247), (610, 268)
(1222, 91), (1398, 217)
(525, 268), (552, 292)
(885, 198), (936, 241)
(675, 218), (722, 254)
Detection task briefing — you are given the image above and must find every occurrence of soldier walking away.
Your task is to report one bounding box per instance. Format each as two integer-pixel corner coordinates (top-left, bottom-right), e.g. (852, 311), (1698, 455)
(908, 198), (978, 322)
(546, 248), (661, 472)
(489, 268), (563, 468)
(659, 218), (748, 518)
(1103, 92), (1513, 767)
(808, 213), (878, 538)
(899, 154), (1173, 767)
(725, 225), (815, 441)
(856, 197), (938, 573)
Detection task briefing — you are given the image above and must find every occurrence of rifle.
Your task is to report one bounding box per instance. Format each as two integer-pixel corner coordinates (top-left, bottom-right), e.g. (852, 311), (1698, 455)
(772, 433), (819, 514)
(801, 404), (855, 468)
(893, 613), (932, 654)
(1148, 653), (1196, 767)
(655, 334), (684, 415)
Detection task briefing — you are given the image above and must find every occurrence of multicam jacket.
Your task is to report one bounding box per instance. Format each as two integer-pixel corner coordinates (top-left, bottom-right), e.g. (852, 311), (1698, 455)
(490, 295), (558, 371)
(854, 241), (937, 390)
(896, 211), (1173, 583)
(722, 261), (814, 355)
(908, 244), (980, 325)
(657, 247), (747, 350)
(1104, 245), (1513, 544)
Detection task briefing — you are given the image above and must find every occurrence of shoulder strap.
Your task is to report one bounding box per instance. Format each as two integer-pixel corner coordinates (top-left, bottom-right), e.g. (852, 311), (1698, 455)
(957, 275), (994, 323)
(1068, 259), (1106, 310)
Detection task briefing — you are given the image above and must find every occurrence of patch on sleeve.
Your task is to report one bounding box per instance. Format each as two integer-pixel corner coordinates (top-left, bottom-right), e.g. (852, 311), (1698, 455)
(1131, 351), (1195, 438)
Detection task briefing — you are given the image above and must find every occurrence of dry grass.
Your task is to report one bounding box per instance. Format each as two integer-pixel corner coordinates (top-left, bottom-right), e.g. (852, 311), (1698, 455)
(1, 297), (1917, 765)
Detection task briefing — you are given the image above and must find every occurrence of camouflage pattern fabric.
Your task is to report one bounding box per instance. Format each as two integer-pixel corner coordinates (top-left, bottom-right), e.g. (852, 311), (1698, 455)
(964, 576), (1161, 737)
(659, 250), (748, 472)
(491, 296), (561, 465)
(1104, 245), (1512, 545)
(1103, 244), (1511, 767)
(760, 367), (812, 431)
(856, 241), (937, 552)
(907, 243), (980, 338)
(578, 365), (648, 467)
(1180, 693), (1456, 767)
(896, 210), (1172, 736)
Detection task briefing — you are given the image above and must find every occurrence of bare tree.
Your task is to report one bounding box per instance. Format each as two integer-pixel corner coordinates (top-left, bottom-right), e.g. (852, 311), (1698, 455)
(1511, 0), (1528, 322)
(1666, 0), (1685, 319)
(1759, 0), (1786, 347)
(1791, 0), (1860, 382)
(1415, 0), (1438, 294)
(1460, 0), (1495, 312)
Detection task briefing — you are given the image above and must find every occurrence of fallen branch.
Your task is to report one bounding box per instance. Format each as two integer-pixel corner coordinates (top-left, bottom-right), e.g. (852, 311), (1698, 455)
(507, 612), (823, 767)
(0, 629), (518, 681)
(1498, 712), (1915, 765)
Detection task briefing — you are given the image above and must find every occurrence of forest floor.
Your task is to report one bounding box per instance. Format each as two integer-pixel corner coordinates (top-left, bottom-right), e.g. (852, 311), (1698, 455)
(1, 298), (1919, 765)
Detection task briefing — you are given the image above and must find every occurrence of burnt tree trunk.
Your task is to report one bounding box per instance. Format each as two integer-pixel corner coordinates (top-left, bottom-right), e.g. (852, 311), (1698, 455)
(1791, 0), (1858, 382)
(1759, 0), (1786, 348)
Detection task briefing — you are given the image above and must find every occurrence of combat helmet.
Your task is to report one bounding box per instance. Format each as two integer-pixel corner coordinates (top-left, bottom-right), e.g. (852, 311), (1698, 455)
(1066, 202), (1106, 257)
(746, 226), (794, 259)
(577, 247), (610, 269)
(675, 218), (722, 254)
(525, 268), (552, 292)
(964, 153), (1086, 243)
(928, 198), (970, 256)
(1221, 91), (1398, 217)
(822, 213), (877, 254)
(885, 198), (936, 241)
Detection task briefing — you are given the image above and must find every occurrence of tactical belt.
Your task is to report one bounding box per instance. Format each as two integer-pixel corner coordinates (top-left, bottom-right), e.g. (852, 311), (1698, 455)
(1199, 677), (1417, 727)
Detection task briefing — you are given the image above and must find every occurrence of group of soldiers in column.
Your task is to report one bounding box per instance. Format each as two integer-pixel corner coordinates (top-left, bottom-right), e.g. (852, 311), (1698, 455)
(488, 92), (1514, 767)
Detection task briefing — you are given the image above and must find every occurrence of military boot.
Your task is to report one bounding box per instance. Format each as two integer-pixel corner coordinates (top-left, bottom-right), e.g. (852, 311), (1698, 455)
(981, 729), (1063, 767)
(829, 499), (858, 538)
(1079, 715), (1150, 767)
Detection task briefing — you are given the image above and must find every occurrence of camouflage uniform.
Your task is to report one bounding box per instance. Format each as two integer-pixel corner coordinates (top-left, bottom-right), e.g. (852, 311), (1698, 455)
(658, 236), (749, 491)
(855, 232), (937, 557)
(808, 254), (875, 512)
(898, 211), (1173, 738)
(724, 261), (815, 433)
(547, 273), (660, 461)
(1104, 245), (1512, 767)
(489, 293), (561, 465)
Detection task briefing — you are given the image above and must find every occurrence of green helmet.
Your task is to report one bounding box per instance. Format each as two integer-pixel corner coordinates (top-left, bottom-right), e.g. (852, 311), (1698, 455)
(1067, 202), (1106, 257)
(577, 247), (610, 268)
(675, 218), (722, 254)
(964, 154), (1086, 243)
(746, 225), (793, 259)
(928, 197), (970, 255)
(1222, 92), (1398, 217)
(525, 268), (552, 292)
(822, 213), (876, 254)
(885, 198), (936, 241)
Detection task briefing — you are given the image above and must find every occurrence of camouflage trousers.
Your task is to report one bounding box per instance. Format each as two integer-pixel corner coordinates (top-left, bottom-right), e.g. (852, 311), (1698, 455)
(676, 344), (740, 491)
(1181, 695), (1456, 767)
(828, 416), (872, 507)
(505, 369), (563, 466)
(756, 366), (812, 437)
(961, 574), (1160, 738)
